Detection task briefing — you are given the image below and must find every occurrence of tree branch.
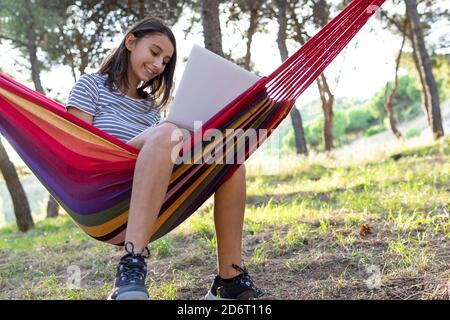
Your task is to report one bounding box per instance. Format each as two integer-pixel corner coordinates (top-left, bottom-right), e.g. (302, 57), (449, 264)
(0, 34), (27, 47)
(379, 8), (409, 38)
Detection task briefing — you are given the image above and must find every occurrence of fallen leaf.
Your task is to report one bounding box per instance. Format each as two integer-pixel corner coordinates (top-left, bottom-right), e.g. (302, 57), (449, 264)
(359, 223), (372, 236)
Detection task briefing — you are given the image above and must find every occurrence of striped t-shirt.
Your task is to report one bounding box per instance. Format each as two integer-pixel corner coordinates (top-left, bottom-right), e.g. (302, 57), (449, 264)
(66, 73), (161, 143)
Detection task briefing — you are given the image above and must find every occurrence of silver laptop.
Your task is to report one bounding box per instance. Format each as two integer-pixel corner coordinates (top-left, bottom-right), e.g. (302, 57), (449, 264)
(165, 44), (260, 132)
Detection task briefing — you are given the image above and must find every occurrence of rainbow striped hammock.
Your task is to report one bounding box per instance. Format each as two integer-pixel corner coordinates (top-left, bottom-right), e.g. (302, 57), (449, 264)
(0, 0), (384, 245)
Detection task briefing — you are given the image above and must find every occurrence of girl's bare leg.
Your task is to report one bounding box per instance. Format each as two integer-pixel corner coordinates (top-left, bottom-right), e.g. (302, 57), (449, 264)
(125, 122), (183, 253)
(125, 123), (247, 279)
(213, 165), (246, 278)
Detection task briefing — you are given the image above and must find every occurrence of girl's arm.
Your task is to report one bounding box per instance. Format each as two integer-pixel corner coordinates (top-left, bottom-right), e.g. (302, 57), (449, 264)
(67, 106), (94, 125)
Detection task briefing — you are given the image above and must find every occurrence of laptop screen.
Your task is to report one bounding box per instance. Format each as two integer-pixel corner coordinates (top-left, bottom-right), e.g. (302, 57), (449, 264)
(165, 45), (260, 131)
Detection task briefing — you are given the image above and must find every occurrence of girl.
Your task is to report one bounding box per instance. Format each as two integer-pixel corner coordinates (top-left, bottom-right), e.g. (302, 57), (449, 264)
(67, 17), (265, 300)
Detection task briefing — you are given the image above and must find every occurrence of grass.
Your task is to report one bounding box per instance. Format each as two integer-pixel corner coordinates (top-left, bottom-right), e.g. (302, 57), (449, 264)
(0, 137), (449, 299)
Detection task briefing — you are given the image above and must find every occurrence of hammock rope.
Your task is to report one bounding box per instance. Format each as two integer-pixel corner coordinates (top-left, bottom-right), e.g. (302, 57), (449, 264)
(0, 0), (385, 245)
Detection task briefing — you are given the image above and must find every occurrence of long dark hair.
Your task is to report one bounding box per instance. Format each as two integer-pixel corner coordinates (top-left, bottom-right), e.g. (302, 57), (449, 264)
(99, 17), (177, 110)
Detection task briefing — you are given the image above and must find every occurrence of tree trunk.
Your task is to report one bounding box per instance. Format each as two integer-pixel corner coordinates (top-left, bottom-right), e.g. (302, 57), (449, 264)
(243, 3), (258, 71)
(24, 0), (44, 95)
(70, 63), (77, 83)
(200, 0), (224, 56)
(0, 141), (34, 232)
(290, 108), (308, 154)
(384, 28), (406, 140)
(139, 0), (145, 19)
(25, 0), (59, 218)
(46, 196), (59, 218)
(78, 34), (89, 76)
(384, 82), (403, 140)
(317, 74), (334, 152)
(405, 0), (444, 139)
(274, 0), (308, 155)
(306, 0), (335, 152)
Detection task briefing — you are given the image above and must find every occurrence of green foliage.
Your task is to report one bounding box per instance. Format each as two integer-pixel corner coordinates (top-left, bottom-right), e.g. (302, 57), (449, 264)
(1, 0), (188, 77)
(288, 64), (446, 150)
(432, 53), (450, 101)
(0, 0), (66, 70)
(0, 216), (85, 251)
(281, 128), (296, 152)
(366, 75), (421, 123)
(302, 111), (347, 149)
(152, 237), (173, 258)
(366, 89), (385, 119)
(345, 106), (375, 133)
(389, 137), (450, 159)
(305, 117), (324, 147)
(332, 111), (348, 141)
(405, 128), (421, 139)
(364, 124), (385, 137)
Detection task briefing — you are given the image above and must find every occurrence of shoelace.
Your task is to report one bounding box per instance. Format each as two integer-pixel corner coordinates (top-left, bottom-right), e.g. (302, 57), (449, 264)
(116, 241), (150, 286)
(124, 241), (150, 258)
(231, 264), (265, 297)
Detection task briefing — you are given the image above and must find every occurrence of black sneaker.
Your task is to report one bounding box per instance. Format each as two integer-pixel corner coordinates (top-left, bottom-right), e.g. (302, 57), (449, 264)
(204, 264), (266, 300)
(108, 241), (150, 300)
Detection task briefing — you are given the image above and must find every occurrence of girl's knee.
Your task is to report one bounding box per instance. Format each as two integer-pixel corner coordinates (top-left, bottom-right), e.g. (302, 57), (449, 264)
(127, 122), (183, 150)
(145, 122), (183, 146)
